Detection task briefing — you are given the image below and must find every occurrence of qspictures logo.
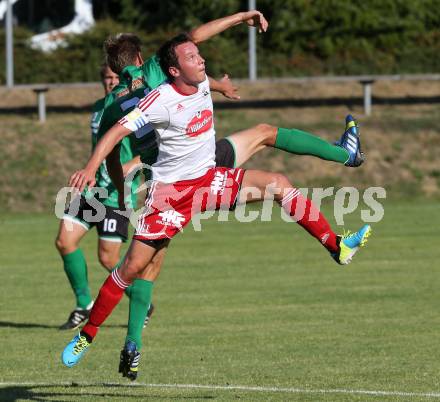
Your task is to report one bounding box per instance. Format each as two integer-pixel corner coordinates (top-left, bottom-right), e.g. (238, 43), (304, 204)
(55, 163), (387, 233)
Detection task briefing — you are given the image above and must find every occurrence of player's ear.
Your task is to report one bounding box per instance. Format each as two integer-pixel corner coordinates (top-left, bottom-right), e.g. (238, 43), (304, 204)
(169, 66), (180, 78)
(136, 52), (144, 66)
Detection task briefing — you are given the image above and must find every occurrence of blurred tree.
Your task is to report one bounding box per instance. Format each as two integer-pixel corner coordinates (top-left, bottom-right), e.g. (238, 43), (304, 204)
(2, 0), (439, 83)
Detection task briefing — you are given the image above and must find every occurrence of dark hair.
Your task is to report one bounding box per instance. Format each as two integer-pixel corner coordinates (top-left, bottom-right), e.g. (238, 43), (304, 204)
(157, 33), (194, 81)
(103, 33), (142, 74)
(99, 62), (108, 79)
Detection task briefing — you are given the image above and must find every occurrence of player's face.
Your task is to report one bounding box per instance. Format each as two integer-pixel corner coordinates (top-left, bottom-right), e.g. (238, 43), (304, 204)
(102, 67), (119, 95)
(174, 42), (206, 84)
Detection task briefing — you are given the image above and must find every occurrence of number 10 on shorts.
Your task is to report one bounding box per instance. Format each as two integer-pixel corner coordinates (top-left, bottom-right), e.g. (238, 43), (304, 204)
(103, 218), (117, 232)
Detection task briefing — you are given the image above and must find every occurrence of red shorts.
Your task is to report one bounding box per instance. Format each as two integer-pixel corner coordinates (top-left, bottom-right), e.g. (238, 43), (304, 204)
(134, 167), (245, 240)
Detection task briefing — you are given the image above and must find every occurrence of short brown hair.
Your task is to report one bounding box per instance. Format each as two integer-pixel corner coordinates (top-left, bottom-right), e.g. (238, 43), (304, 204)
(157, 33), (194, 81)
(103, 33), (142, 74)
(99, 62), (110, 79)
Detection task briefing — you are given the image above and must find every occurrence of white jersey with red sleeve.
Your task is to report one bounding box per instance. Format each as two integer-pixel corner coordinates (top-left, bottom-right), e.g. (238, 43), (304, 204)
(119, 76), (216, 183)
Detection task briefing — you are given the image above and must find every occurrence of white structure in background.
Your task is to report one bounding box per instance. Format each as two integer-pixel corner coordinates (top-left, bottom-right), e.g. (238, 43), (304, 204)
(30, 0), (94, 51)
(0, 0), (18, 19)
(0, 0), (95, 52)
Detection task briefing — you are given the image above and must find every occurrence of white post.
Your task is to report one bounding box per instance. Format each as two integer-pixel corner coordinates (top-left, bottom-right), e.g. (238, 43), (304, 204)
(38, 92), (46, 123)
(248, 0), (257, 81)
(34, 88), (48, 123)
(6, 0), (14, 88)
(362, 80), (374, 116)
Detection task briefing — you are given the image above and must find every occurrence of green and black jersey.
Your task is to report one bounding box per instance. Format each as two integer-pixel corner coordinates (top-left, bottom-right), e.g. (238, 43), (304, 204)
(97, 55), (168, 183)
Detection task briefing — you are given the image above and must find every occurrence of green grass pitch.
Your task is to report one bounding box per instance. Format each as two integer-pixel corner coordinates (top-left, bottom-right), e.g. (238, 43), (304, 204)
(1, 200), (439, 401)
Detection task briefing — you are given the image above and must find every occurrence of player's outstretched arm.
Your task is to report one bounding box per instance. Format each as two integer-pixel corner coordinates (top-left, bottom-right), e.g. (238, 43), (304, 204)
(189, 10), (268, 44)
(69, 123), (131, 192)
(209, 74), (240, 100)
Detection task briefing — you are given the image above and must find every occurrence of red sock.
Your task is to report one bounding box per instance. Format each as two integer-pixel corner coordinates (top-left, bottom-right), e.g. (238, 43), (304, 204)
(280, 188), (339, 253)
(82, 270), (130, 340)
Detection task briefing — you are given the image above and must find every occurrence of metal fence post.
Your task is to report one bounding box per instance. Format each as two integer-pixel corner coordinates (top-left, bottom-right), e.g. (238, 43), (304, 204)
(248, 0), (257, 81)
(6, 0), (14, 88)
(33, 87), (49, 123)
(361, 80), (374, 116)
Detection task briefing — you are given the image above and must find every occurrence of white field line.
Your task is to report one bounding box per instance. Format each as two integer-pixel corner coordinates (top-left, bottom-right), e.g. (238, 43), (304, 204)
(0, 382), (439, 398)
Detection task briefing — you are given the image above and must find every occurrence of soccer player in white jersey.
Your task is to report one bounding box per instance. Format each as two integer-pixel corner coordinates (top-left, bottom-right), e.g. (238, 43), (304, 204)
(62, 33), (372, 376)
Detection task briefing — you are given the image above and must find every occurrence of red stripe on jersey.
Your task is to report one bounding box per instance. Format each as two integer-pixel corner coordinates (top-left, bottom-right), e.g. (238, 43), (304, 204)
(139, 89), (159, 104)
(119, 117), (128, 125)
(137, 89), (158, 109)
(138, 90), (160, 111)
(139, 92), (160, 112)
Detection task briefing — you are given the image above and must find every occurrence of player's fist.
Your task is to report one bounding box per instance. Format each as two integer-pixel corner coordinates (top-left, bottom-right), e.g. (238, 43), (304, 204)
(241, 10), (268, 33)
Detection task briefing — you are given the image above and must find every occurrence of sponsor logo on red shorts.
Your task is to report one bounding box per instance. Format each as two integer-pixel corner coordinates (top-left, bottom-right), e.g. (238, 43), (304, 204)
(186, 110), (213, 137)
(157, 210), (185, 228)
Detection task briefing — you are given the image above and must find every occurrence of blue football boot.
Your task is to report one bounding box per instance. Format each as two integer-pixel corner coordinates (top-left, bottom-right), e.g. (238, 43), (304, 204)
(336, 114), (365, 167)
(332, 224), (372, 265)
(119, 340), (141, 381)
(61, 333), (91, 367)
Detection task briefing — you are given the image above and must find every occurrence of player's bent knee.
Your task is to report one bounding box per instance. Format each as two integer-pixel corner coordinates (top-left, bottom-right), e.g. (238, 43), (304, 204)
(255, 123), (274, 132)
(54, 236), (63, 252)
(55, 235), (74, 254)
(269, 173), (292, 197)
(98, 254), (118, 271)
(255, 123), (277, 144)
(121, 255), (148, 280)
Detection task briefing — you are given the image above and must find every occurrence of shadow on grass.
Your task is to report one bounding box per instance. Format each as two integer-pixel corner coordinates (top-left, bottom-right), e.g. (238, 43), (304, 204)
(0, 384), (215, 402)
(0, 321), (58, 329)
(0, 95), (439, 115)
(0, 321), (128, 330)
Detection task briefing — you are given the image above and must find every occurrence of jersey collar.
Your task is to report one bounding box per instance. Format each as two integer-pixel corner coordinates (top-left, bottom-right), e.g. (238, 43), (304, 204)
(119, 65), (144, 86)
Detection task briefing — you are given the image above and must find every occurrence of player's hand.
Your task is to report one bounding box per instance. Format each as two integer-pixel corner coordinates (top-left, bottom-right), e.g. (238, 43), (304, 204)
(219, 74), (240, 100)
(69, 168), (96, 193)
(241, 10), (268, 33)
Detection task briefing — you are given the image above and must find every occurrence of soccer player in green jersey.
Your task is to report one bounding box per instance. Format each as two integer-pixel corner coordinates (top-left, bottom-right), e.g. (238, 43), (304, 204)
(55, 9), (250, 330)
(55, 11), (263, 338)
(55, 63), (149, 330)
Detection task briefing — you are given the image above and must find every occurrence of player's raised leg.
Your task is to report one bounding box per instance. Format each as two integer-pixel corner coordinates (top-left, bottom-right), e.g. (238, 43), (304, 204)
(61, 239), (158, 367)
(239, 170), (371, 263)
(225, 115), (363, 167)
(55, 219), (93, 330)
(334, 114), (364, 167)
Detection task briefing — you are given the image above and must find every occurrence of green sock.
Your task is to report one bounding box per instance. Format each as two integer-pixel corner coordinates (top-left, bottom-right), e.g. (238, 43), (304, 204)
(275, 128), (349, 164)
(126, 279), (154, 350)
(125, 285), (133, 298)
(62, 249), (92, 309)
